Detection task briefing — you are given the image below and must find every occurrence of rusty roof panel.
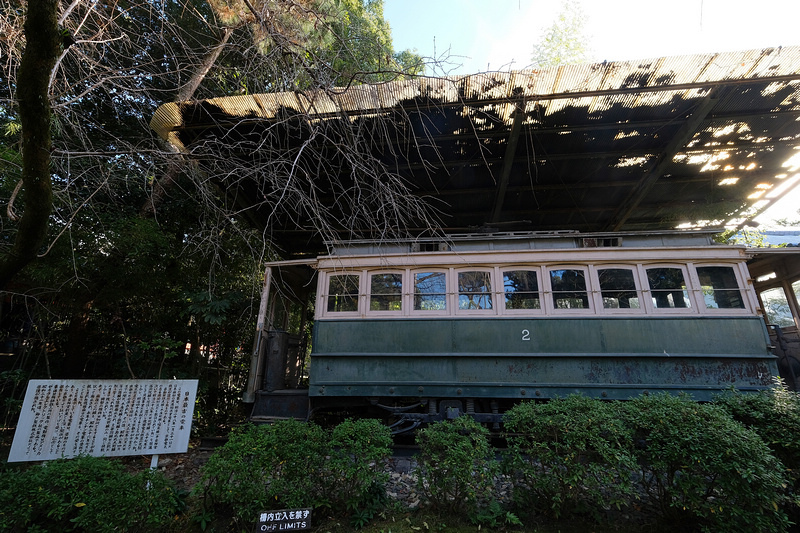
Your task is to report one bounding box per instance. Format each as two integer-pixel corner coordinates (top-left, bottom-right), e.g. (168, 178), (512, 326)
(150, 47), (800, 255)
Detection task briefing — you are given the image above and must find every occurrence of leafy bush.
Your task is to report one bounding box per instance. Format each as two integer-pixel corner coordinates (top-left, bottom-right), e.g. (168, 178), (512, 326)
(623, 393), (790, 532)
(503, 396), (636, 520)
(198, 420), (329, 527)
(415, 416), (499, 516)
(199, 419), (392, 529)
(0, 455), (182, 532)
(714, 385), (800, 521)
(325, 418), (393, 527)
(714, 384), (800, 475)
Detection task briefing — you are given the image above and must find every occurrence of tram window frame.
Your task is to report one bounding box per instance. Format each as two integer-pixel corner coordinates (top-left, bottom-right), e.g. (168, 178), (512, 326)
(368, 271), (405, 315)
(455, 268), (495, 314)
(692, 265), (747, 311)
(790, 279), (800, 328)
(546, 266), (593, 313)
(792, 279), (800, 308)
(413, 269), (449, 313)
(759, 285), (796, 328)
(643, 265), (693, 313)
(502, 267), (543, 314)
(324, 272), (362, 315)
(591, 265), (644, 313)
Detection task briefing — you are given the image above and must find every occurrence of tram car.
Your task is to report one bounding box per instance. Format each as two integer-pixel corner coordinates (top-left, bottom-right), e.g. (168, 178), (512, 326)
(243, 229), (793, 432)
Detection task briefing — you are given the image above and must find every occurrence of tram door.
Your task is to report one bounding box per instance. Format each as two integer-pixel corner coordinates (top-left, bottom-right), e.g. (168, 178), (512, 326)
(749, 251), (800, 390)
(244, 262), (316, 421)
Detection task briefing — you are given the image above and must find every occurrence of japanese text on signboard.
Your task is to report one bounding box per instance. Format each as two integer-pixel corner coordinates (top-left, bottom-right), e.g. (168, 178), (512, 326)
(257, 509), (311, 531)
(9, 379), (198, 462)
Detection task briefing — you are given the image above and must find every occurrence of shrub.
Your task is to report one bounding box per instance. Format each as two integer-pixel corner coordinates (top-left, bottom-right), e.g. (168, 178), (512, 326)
(714, 384), (800, 522)
(199, 419), (392, 530)
(503, 396), (636, 520)
(0, 455), (181, 532)
(415, 416), (499, 516)
(623, 393), (790, 532)
(198, 420), (329, 527)
(714, 384), (800, 475)
(325, 418), (393, 527)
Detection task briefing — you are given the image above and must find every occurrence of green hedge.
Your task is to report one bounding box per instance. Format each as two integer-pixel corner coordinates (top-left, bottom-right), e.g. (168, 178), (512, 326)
(0, 455), (182, 532)
(5, 391), (798, 532)
(714, 385), (800, 523)
(714, 385), (800, 477)
(504, 395), (636, 520)
(501, 394), (792, 531)
(198, 418), (392, 530)
(625, 393), (789, 532)
(415, 416), (498, 515)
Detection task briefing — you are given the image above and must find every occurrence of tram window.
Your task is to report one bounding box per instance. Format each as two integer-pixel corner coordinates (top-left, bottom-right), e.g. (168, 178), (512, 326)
(696, 266), (745, 309)
(504, 270), (540, 310)
(458, 271), (493, 310)
(598, 268), (640, 308)
(550, 269), (589, 309)
(793, 280), (800, 309)
(414, 272), (447, 310)
(327, 274), (359, 312)
(647, 267), (691, 308)
(760, 286), (795, 327)
(370, 273), (403, 311)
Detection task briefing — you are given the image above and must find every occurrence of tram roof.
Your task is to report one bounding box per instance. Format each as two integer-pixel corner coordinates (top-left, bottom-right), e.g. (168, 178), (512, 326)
(151, 47), (800, 257)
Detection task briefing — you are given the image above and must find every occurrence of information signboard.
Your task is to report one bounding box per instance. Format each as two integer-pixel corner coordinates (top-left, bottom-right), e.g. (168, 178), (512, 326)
(8, 379), (198, 462)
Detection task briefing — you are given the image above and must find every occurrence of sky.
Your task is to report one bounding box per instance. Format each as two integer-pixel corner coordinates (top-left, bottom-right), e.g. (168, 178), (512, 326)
(383, 0), (800, 228)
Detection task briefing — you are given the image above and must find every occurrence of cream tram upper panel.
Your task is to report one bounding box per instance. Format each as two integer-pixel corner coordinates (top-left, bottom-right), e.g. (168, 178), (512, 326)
(315, 245), (749, 271)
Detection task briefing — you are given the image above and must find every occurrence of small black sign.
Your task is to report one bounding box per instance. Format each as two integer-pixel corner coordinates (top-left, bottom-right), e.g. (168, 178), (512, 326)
(256, 508), (311, 531)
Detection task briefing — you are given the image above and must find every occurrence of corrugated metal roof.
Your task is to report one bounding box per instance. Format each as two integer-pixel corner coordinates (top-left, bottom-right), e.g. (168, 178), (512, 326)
(151, 47), (800, 255)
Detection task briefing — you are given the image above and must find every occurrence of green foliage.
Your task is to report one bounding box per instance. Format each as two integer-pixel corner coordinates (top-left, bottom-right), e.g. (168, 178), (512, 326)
(531, 0), (591, 68)
(199, 419), (392, 529)
(0, 456), (182, 532)
(415, 416), (499, 516)
(714, 385), (800, 521)
(314, 0), (424, 84)
(469, 499), (522, 529)
(715, 227), (770, 247)
(503, 396), (636, 520)
(0, 134), (22, 190)
(623, 393), (790, 532)
(714, 385), (800, 474)
(2, 120), (21, 138)
(327, 418), (393, 527)
(9, 194), (261, 430)
(393, 49), (425, 76)
(199, 420), (328, 526)
(1, 0), (421, 438)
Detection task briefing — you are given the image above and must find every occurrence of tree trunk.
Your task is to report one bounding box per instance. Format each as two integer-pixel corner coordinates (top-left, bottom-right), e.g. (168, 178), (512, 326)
(141, 26), (234, 218)
(62, 298), (93, 378)
(0, 0), (59, 289)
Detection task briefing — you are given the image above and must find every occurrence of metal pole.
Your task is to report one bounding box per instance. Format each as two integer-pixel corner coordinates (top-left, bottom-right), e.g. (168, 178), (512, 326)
(243, 266), (272, 403)
(147, 454), (159, 490)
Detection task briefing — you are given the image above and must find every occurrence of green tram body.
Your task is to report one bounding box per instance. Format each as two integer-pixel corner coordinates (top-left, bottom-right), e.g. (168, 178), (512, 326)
(312, 316), (773, 402)
(246, 230), (780, 428)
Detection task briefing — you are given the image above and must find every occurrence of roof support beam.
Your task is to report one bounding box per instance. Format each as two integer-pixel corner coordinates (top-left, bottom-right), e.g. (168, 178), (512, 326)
(490, 104), (525, 223)
(604, 92), (720, 231)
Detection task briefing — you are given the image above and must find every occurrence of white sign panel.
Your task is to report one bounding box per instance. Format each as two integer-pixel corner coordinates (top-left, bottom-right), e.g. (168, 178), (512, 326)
(8, 379), (198, 462)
